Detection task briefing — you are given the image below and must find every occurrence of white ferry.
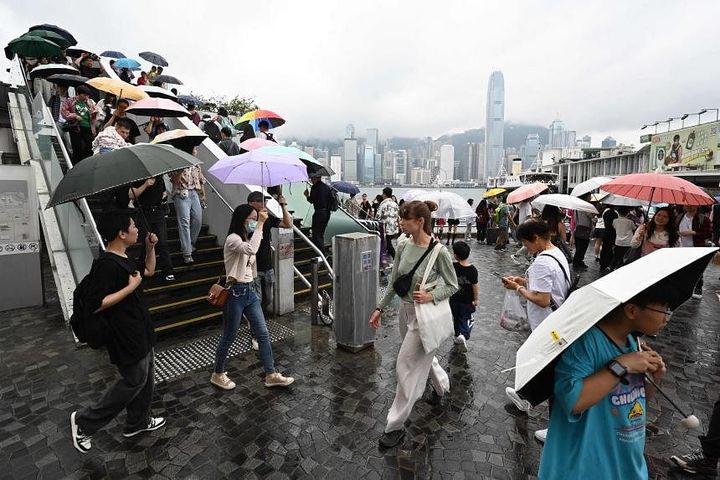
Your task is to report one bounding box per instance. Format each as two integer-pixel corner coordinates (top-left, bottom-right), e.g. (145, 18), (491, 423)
(486, 169), (559, 191)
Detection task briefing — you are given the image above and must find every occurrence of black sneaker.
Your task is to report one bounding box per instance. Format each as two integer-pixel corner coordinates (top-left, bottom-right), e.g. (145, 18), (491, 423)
(671, 449), (718, 475)
(122, 417), (166, 438)
(379, 429), (405, 448)
(70, 411), (92, 454)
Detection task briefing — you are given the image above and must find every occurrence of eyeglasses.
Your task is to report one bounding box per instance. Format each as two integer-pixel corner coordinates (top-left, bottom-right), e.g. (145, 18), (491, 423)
(643, 306), (673, 317)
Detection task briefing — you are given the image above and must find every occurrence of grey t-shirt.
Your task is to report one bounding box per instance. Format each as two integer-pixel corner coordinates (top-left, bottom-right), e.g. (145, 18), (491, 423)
(527, 247), (569, 330)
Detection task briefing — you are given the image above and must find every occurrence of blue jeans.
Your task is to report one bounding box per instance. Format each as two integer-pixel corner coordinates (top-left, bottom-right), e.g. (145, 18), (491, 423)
(213, 282), (275, 375)
(173, 189), (202, 257)
(451, 302), (475, 339)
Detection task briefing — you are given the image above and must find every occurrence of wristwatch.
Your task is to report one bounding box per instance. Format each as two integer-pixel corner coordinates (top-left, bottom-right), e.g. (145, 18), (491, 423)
(607, 359), (629, 384)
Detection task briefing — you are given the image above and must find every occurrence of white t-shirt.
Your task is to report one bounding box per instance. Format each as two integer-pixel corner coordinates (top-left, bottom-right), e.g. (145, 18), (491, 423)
(679, 214), (694, 247)
(518, 202), (532, 223)
(526, 247), (570, 330)
(613, 217), (636, 247)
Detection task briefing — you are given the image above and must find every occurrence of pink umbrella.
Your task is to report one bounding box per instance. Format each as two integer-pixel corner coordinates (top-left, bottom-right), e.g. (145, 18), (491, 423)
(507, 182), (549, 204)
(601, 173), (713, 206)
(238, 138), (277, 151)
(125, 97), (189, 118)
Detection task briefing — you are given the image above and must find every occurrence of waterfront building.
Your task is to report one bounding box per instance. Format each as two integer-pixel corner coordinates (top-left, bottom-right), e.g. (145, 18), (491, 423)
(439, 144), (455, 183)
(601, 136), (617, 148)
(393, 150), (409, 184)
(330, 155), (342, 182)
(467, 142), (485, 181)
(374, 153), (382, 184)
(484, 70), (505, 179)
(411, 167), (432, 185)
(383, 150), (394, 182)
(361, 146), (374, 184)
(548, 118), (565, 148)
(551, 145), (649, 193)
(522, 134), (539, 170)
(342, 137), (358, 182)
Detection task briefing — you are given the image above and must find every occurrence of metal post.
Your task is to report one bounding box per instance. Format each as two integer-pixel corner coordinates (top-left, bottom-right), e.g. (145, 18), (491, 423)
(310, 257), (319, 325)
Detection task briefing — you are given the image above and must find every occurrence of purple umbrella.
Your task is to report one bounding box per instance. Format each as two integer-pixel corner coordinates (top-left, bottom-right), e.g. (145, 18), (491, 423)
(209, 150), (308, 186)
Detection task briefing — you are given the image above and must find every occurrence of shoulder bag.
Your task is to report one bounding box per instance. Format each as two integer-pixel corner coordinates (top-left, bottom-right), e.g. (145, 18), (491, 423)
(392, 241), (436, 297)
(415, 243), (454, 354)
(207, 271), (230, 307)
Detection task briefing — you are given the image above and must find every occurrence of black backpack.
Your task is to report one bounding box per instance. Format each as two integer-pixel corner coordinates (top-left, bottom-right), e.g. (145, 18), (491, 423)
(328, 188), (339, 212)
(538, 253), (580, 311)
(70, 256), (128, 348)
(203, 120), (222, 143)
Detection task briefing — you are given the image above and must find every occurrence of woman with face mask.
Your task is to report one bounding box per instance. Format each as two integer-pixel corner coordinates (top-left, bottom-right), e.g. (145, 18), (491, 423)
(211, 204), (294, 390)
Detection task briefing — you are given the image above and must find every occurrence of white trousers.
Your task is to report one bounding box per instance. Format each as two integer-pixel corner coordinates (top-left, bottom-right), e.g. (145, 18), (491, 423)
(385, 302), (451, 433)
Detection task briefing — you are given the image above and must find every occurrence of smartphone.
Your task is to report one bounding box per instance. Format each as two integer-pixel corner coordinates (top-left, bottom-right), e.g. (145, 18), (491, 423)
(491, 271), (504, 279)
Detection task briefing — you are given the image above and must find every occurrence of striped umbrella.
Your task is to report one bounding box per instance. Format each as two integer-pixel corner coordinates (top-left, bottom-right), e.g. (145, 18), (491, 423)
(234, 109), (285, 130)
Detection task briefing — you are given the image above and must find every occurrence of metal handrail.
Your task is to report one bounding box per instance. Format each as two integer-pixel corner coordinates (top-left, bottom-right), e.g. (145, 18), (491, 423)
(293, 266), (312, 289)
(337, 205), (381, 237)
(42, 100), (105, 251)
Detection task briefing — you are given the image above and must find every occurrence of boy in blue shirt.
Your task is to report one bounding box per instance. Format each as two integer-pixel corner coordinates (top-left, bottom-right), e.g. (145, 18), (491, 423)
(538, 287), (671, 479)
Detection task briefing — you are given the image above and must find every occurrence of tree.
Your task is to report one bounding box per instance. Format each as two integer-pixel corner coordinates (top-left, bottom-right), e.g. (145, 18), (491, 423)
(189, 92), (258, 116)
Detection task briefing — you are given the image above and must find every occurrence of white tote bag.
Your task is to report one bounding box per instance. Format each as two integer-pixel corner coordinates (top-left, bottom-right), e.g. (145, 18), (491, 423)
(415, 243), (454, 354)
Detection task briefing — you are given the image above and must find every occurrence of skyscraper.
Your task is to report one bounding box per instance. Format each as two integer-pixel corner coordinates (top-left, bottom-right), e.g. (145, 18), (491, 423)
(548, 118), (565, 148)
(439, 145), (455, 183)
(522, 134), (540, 170)
(362, 146), (374, 184)
(484, 71), (505, 179)
(366, 128), (378, 150)
(601, 136), (617, 148)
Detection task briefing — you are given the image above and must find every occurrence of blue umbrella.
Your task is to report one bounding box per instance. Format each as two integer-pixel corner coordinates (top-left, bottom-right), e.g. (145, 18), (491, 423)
(331, 181), (360, 195)
(100, 50), (125, 58)
(177, 94), (203, 105)
(115, 58), (141, 70)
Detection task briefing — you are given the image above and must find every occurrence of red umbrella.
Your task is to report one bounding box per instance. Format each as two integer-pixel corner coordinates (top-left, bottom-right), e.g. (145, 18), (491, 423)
(125, 98), (190, 118)
(601, 173), (713, 206)
(507, 182), (548, 204)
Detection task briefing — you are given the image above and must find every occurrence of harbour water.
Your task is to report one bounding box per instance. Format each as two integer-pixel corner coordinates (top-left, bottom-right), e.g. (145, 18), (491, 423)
(354, 186), (488, 203)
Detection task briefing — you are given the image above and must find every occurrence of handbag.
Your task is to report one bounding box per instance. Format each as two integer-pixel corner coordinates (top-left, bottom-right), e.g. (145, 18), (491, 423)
(392, 241), (436, 297)
(414, 243), (454, 354)
(207, 274), (229, 306)
(622, 238), (643, 266)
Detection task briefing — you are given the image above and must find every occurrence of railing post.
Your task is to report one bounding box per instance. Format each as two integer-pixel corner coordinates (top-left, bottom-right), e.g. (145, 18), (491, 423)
(310, 257), (319, 325)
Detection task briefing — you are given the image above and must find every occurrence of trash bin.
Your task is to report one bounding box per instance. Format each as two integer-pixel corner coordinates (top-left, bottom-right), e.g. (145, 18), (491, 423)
(332, 233), (379, 352)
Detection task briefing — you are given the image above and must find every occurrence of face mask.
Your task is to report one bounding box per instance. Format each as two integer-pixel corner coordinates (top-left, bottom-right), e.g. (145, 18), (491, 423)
(247, 220), (258, 233)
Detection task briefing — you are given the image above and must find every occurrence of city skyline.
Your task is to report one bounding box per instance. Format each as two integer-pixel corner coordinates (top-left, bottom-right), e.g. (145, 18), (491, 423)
(2, 1), (718, 146)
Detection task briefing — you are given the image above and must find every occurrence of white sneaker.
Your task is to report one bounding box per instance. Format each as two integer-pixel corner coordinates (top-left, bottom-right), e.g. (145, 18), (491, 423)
(505, 387), (531, 412)
(251, 339), (259, 351)
(70, 411), (92, 454)
(511, 254), (521, 264)
(534, 428), (548, 443)
(456, 334), (468, 352)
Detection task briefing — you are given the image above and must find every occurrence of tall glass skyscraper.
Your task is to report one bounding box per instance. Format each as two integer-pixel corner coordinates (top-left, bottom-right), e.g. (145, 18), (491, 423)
(484, 71), (505, 179)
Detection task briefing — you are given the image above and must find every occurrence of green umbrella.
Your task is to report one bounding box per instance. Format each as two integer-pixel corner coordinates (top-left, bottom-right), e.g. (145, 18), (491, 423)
(46, 144), (202, 208)
(7, 34), (63, 58)
(23, 30), (72, 49)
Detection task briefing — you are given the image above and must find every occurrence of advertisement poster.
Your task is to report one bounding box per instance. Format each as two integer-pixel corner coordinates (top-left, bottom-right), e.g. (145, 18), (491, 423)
(650, 121), (720, 172)
(0, 172), (39, 256)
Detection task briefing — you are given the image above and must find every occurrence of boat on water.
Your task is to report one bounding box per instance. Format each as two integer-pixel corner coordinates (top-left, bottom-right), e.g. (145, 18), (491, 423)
(486, 160), (559, 191)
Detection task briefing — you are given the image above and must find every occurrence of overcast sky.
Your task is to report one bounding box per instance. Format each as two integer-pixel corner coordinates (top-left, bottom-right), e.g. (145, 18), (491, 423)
(2, 0), (718, 146)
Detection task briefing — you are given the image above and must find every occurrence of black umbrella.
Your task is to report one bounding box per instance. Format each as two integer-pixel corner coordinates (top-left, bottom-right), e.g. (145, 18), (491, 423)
(28, 24), (77, 46)
(100, 50), (125, 59)
(176, 94), (203, 105)
(331, 181), (360, 194)
(139, 51), (168, 66)
(154, 74), (182, 85)
(46, 144), (202, 208)
(46, 73), (89, 87)
(151, 129), (208, 152)
(29, 63), (78, 79)
(65, 46), (94, 59)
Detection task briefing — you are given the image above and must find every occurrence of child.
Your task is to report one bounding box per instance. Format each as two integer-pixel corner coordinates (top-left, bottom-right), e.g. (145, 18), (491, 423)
(449, 241), (479, 352)
(538, 286), (670, 479)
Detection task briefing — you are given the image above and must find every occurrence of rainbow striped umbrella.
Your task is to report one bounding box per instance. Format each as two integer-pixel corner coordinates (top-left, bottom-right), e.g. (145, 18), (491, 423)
(234, 109), (285, 130)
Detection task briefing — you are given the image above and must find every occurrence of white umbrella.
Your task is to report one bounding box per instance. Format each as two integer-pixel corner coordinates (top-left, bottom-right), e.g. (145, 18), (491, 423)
(570, 176), (614, 197)
(413, 190), (476, 219)
(401, 189), (425, 202)
(598, 192), (644, 207)
(513, 247), (717, 407)
(532, 194), (598, 214)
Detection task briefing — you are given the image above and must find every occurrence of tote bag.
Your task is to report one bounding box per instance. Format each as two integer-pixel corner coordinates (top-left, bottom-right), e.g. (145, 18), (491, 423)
(415, 243), (454, 354)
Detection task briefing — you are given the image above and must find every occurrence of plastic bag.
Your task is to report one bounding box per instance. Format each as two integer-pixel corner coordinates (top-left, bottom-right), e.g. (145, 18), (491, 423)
(500, 290), (529, 332)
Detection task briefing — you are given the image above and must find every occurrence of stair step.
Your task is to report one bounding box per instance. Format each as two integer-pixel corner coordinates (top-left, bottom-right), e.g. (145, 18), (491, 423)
(154, 309), (223, 333)
(144, 275), (219, 295)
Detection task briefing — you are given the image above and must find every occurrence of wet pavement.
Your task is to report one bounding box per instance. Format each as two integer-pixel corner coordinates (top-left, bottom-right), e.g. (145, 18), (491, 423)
(1, 240), (719, 479)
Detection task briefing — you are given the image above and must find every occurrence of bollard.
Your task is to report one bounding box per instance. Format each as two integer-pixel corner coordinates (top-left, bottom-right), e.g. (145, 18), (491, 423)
(310, 257), (319, 325)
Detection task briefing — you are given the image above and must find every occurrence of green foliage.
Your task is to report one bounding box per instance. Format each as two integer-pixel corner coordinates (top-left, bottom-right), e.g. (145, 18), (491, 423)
(189, 92), (258, 116)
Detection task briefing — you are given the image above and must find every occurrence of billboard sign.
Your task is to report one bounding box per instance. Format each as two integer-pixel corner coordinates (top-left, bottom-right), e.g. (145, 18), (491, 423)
(650, 121), (720, 172)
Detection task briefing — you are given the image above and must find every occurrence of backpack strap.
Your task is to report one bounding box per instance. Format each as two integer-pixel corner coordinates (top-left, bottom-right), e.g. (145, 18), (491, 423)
(538, 252), (571, 289)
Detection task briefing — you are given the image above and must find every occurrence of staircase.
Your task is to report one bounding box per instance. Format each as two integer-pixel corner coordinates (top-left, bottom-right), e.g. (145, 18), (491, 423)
(86, 199), (332, 332)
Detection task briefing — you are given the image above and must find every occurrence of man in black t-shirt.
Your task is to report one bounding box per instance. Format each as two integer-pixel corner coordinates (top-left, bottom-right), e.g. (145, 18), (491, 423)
(304, 174), (332, 251)
(70, 213), (165, 454)
(248, 190), (293, 316)
(449, 241), (479, 352)
(129, 176), (175, 281)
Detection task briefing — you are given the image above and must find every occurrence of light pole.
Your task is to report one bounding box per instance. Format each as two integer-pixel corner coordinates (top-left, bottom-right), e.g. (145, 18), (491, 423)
(680, 114), (690, 128)
(665, 117), (675, 132)
(703, 108), (720, 122)
(697, 109), (707, 125)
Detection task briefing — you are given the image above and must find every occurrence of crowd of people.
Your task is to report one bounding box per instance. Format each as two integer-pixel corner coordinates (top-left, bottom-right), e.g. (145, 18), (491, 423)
(20, 42), (720, 479)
